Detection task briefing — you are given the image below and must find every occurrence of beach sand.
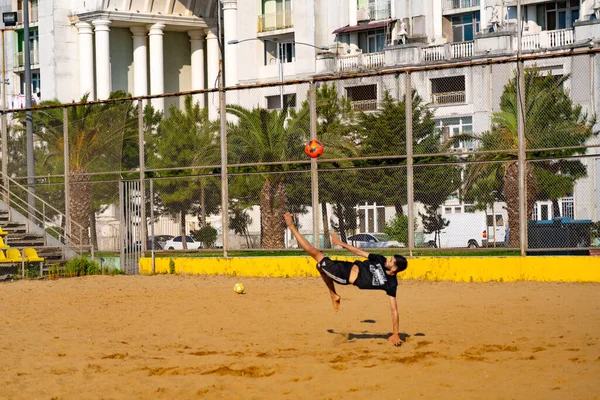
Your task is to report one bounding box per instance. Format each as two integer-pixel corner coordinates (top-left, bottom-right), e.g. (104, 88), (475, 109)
(1, 275), (598, 399)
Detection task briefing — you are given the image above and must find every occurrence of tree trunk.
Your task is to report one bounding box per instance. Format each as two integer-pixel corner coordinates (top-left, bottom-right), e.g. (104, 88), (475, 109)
(89, 211), (98, 251)
(69, 169), (91, 246)
(395, 202), (404, 216)
(180, 211), (188, 249)
(259, 178), (287, 249)
(336, 203), (348, 242)
(503, 162), (537, 248)
(321, 202), (331, 248)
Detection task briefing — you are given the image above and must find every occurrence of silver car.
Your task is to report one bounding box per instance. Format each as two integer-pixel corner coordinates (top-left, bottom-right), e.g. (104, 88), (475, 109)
(346, 233), (404, 248)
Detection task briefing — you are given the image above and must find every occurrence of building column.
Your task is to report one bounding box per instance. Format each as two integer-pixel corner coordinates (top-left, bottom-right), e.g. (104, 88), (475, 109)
(92, 19), (111, 100)
(349, 0), (357, 26)
(480, 1), (487, 33)
(432, 0), (444, 44)
(206, 28), (220, 120)
(148, 23), (166, 112)
(221, 0), (238, 87)
(130, 26), (148, 98)
(76, 21), (94, 99)
(188, 30), (205, 107)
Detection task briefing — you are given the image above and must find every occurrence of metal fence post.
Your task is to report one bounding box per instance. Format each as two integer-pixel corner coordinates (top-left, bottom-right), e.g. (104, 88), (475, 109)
(150, 179), (155, 274)
(137, 100), (146, 254)
(517, 0), (528, 256)
(219, 89), (229, 257)
(309, 81), (320, 247)
(63, 107), (70, 245)
(405, 72), (414, 256)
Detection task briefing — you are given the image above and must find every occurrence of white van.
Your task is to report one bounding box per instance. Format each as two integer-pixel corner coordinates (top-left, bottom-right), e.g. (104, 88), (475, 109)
(423, 212), (506, 248)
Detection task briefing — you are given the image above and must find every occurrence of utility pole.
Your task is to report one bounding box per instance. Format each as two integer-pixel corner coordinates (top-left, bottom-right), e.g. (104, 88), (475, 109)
(23, 1), (35, 219)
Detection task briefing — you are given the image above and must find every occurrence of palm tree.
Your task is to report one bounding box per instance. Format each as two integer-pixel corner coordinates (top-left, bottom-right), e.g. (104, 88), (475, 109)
(147, 95), (220, 249)
(226, 102), (308, 249)
(18, 91), (138, 245)
(462, 67), (596, 247)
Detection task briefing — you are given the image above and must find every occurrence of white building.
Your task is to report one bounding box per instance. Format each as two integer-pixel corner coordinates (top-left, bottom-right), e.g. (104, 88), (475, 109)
(0, 0), (599, 247)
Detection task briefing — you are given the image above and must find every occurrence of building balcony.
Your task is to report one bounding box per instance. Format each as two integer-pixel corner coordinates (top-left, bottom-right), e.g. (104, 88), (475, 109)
(432, 91), (466, 105)
(442, 0), (480, 12)
(422, 41), (473, 62)
(16, 7), (39, 25)
(257, 11), (293, 33)
(351, 99), (379, 112)
(337, 51), (385, 73)
(357, 2), (391, 22)
(14, 49), (40, 69)
(518, 28), (575, 51)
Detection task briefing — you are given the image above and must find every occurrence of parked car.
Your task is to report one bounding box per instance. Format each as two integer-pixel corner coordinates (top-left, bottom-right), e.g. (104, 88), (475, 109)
(164, 236), (203, 250)
(155, 235), (174, 249)
(345, 233), (404, 248)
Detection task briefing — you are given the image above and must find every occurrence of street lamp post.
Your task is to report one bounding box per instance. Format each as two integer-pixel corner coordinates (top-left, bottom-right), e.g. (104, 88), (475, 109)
(228, 38), (328, 109)
(23, 2), (35, 220)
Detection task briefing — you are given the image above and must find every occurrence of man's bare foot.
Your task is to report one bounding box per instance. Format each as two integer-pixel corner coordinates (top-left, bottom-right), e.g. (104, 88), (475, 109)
(283, 212), (294, 227)
(331, 294), (341, 311)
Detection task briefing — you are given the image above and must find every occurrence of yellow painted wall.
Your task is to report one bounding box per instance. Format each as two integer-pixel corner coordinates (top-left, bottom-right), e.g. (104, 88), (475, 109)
(139, 256), (600, 283)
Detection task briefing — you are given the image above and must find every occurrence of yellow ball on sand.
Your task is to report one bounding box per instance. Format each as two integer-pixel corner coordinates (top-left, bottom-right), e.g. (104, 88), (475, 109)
(234, 283), (245, 294)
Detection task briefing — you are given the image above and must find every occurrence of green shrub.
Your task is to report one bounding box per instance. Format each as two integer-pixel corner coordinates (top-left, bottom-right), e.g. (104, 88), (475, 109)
(64, 257), (100, 277)
(190, 224), (218, 248)
(169, 259), (176, 274)
(384, 214), (417, 246)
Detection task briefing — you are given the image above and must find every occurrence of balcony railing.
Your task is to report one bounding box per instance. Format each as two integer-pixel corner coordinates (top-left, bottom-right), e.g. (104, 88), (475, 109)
(423, 45), (445, 62)
(432, 91), (466, 105)
(351, 99), (379, 112)
(519, 28), (574, 51)
(337, 51), (384, 72)
(442, 0), (480, 10)
(257, 11), (293, 33)
(450, 41), (473, 58)
(16, 7), (39, 24)
(357, 1), (391, 22)
(15, 50), (40, 68)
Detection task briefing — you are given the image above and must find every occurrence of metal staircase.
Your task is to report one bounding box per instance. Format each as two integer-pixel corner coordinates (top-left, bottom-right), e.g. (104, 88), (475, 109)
(0, 173), (91, 268)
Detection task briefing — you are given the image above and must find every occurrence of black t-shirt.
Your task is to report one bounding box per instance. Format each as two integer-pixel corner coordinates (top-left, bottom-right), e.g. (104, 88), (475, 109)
(352, 253), (398, 297)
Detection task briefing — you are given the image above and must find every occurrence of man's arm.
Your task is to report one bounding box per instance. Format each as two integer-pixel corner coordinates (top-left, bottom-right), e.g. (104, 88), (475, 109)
(330, 231), (369, 258)
(387, 296), (402, 346)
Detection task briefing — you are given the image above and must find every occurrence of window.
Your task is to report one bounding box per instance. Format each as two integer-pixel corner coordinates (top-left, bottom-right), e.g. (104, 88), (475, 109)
(346, 84), (377, 111)
(20, 71), (40, 97)
(560, 196), (574, 219)
(487, 215), (504, 227)
(436, 116), (473, 150)
(266, 93), (296, 110)
(431, 76), (466, 104)
(451, 12), (480, 42)
(537, 1), (580, 30)
(264, 41), (295, 65)
(358, 29), (385, 53)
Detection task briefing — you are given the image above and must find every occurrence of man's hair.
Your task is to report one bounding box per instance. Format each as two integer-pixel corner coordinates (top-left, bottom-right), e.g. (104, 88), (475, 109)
(393, 255), (408, 272)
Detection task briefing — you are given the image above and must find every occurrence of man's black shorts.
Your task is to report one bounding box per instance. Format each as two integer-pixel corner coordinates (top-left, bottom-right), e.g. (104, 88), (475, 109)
(317, 257), (354, 285)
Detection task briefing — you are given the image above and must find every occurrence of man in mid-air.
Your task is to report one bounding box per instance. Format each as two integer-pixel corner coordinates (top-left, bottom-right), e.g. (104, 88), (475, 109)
(284, 213), (407, 346)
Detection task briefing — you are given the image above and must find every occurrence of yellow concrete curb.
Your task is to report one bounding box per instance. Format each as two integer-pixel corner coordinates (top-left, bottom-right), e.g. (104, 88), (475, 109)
(139, 256), (600, 283)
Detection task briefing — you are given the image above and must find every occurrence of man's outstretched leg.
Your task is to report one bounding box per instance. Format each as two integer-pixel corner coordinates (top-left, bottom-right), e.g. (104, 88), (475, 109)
(284, 213), (341, 310)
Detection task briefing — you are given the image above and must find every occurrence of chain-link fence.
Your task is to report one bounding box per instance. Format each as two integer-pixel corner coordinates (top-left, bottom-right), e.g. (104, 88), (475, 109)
(2, 52), (599, 265)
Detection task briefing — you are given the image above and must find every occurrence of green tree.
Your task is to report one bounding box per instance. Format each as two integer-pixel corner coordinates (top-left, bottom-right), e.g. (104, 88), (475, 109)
(419, 205), (450, 248)
(462, 67), (596, 246)
(147, 95), (220, 249)
(226, 103), (308, 248)
(19, 91), (138, 245)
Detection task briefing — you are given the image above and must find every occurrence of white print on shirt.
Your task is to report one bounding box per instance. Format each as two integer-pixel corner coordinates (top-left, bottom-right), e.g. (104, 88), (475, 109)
(370, 264), (387, 286)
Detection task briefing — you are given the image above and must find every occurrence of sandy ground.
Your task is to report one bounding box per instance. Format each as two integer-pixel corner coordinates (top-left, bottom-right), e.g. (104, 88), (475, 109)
(0, 275), (599, 400)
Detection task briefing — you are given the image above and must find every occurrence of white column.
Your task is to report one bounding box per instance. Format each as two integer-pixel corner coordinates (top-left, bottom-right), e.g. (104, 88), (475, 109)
(148, 23), (166, 112)
(221, 0), (238, 87)
(76, 21), (94, 99)
(206, 28), (220, 120)
(188, 30), (205, 107)
(480, 1), (487, 33)
(130, 26), (148, 98)
(92, 19), (112, 100)
(432, 0), (444, 44)
(349, 0), (357, 26)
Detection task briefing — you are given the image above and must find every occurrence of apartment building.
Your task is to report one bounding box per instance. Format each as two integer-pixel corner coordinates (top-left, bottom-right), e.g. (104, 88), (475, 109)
(0, 0), (598, 230)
